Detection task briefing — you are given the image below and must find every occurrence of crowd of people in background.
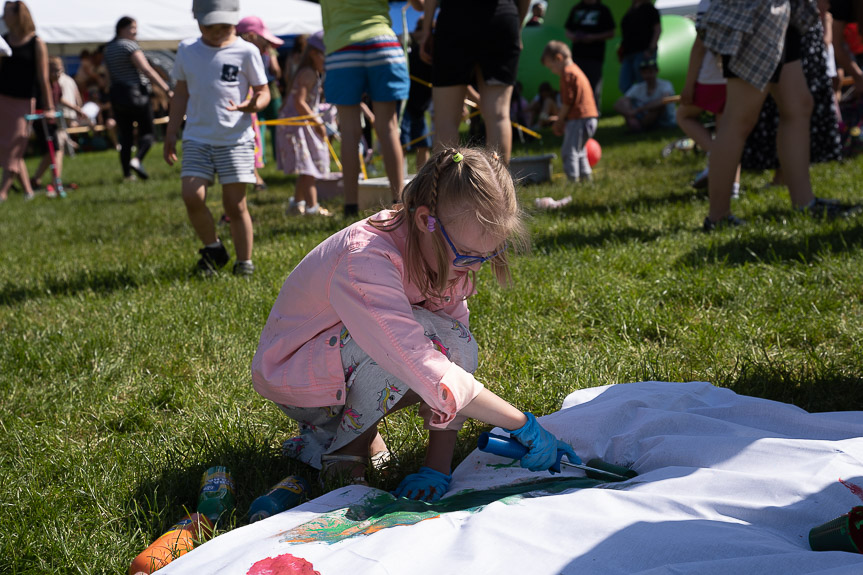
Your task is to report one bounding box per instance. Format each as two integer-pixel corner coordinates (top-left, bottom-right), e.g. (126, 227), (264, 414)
(2, 0), (863, 234)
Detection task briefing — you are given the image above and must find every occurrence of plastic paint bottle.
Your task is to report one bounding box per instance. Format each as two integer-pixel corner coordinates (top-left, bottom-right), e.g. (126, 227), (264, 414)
(128, 512), (213, 575)
(248, 475), (310, 523)
(197, 466), (235, 524)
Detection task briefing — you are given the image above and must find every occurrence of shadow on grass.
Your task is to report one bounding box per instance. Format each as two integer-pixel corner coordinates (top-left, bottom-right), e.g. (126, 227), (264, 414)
(533, 224), (665, 251)
(724, 359), (863, 413)
(677, 217), (863, 268)
(0, 263), (194, 306)
(126, 435), (306, 543)
(124, 419), (482, 544)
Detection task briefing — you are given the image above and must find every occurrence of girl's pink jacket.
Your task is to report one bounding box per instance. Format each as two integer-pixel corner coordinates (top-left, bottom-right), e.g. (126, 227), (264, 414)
(251, 210), (484, 429)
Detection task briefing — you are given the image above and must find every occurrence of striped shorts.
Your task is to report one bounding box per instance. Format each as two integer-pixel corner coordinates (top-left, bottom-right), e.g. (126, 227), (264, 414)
(180, 139), (257, 185)
(324, 35), (410, 106)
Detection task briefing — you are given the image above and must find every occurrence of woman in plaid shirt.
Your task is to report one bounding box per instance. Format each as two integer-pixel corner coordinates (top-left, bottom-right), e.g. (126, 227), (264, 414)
(700, 0), (860, 230)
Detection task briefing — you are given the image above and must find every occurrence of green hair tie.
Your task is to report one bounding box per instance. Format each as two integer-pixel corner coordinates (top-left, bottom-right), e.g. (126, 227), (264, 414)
(452, 152), (463, 163)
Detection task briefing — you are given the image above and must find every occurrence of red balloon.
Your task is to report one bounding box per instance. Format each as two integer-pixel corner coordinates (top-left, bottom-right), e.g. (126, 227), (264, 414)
(586, 138), (602, 167)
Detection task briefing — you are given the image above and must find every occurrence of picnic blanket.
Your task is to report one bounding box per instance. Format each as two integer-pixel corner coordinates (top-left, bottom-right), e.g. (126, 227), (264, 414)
(160, 381), (863, 574)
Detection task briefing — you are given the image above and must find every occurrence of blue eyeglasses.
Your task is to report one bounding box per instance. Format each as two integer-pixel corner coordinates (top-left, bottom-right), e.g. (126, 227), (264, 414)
(436, 217), (507, 268)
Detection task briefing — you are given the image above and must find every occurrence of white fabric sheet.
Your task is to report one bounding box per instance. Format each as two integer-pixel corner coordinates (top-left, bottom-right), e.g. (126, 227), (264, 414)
(160, 381), (863, 574)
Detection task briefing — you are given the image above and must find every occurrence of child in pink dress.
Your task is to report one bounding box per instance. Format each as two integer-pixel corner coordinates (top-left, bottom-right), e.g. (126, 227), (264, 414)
(276, 30), (330, 216)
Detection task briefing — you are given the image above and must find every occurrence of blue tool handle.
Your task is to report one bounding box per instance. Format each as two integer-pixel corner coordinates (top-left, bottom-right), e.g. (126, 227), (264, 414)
(477, 432), (529, 459)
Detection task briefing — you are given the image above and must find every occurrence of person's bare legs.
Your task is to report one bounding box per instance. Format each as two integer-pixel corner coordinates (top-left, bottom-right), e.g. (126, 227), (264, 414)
(222, 182), (252, 261)
(181, 176), (218, 245)
(337, 104), (362, 212)
(768, 60), (815, 208)
(707, 78), (768, 222)
(295, 174), (315, 206)
(676, 103), (715, 151)
(432, 85), (468, 153)
(372, 100), (404, 203)
(476, 75), (514, 163)
(32, 155), (51, 185)
(416, 146), (429, 169)
(327, 390), (421, 480)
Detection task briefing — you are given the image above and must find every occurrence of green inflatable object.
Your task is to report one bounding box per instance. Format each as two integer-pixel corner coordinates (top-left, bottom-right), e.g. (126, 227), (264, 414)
(518, 1), (695, 114)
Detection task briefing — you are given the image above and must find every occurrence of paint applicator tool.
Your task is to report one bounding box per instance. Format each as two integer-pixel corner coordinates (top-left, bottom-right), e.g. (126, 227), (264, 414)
(477, 433), (637, 482)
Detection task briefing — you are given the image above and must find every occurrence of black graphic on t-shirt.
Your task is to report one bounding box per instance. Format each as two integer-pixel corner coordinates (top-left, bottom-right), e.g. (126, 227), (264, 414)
(221, 64), (239, 82)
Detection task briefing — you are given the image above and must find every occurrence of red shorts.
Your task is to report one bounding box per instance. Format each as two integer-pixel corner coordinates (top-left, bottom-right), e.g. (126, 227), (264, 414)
(693, 83), (727, 115)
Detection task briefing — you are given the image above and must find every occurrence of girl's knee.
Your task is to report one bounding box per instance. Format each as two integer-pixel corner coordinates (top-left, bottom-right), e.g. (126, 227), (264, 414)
(411, 308), (478, 372)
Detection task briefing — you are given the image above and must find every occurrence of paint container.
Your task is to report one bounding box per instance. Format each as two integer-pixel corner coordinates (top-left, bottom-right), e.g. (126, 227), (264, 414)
(809, 506), (863, 553)
(197, 466), (235, 524)
(248, 475), (310, 523)
(128, 512), (213, 575)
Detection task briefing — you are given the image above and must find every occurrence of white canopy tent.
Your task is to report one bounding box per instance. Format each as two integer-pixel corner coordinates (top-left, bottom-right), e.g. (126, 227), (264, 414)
(3, 0), (323, 49)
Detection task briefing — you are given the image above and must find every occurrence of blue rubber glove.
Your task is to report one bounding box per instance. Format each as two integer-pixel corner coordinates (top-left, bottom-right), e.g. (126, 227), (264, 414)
(505, 412), (582, 473)
(392, 466), (452, 502)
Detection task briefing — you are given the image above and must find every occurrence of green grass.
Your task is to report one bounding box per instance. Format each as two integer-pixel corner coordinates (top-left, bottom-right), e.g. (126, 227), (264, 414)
(2, 117), (863, 573)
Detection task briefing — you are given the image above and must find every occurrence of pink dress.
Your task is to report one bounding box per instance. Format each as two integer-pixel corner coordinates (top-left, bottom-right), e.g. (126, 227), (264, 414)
(275, 69), (329, 179)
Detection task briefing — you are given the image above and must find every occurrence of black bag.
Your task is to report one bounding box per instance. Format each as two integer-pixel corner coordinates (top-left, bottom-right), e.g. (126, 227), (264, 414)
(111, 82), (151, 109)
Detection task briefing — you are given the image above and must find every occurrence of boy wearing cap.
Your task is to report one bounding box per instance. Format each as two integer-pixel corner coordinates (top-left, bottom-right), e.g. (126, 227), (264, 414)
(613, 58), (676, 132)
(541, 40), (598, 183)
(164, 0), (270, 276)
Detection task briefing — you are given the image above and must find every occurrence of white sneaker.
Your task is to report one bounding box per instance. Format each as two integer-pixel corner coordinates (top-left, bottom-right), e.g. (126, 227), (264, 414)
(287, 199), (306, 215)
(305, 204), (332, 217)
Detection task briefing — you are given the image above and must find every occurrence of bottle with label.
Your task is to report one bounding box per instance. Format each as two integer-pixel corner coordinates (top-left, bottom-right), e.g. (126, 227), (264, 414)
(128, 512), (213, 575)
(248, 475), (310, 523)
(197, 466), (235, 524)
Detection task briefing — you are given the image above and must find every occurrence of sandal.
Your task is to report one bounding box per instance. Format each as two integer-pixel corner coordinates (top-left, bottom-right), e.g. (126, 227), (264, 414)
(370, 449), (393, 470)
(320, 454), (369, 489)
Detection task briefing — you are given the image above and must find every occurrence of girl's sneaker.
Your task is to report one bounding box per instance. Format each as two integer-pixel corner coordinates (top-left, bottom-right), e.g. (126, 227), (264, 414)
(305, 204), (331, 217)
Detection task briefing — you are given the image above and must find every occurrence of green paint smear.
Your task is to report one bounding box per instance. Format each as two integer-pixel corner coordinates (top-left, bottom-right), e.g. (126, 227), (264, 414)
(281, 476), (603, 545)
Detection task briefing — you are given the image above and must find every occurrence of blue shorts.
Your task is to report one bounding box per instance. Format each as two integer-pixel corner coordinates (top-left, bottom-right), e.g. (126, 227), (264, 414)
(324, 35), (410, 105)
(400, 108), (430, 150)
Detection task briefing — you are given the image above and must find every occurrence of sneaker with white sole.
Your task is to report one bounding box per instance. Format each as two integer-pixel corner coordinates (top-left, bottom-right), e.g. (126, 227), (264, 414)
(305, 204), (332, 216)
(232, 261), (255, 276)
(129, 158), (149, 180)
(287, 199), (306, 215)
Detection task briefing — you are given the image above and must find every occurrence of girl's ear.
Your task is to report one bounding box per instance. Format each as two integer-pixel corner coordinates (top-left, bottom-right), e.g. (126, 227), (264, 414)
(413, 205), (433, 234)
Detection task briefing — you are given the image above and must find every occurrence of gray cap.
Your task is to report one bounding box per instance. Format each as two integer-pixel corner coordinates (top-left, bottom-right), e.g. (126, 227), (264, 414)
(193, 0), (240, 26)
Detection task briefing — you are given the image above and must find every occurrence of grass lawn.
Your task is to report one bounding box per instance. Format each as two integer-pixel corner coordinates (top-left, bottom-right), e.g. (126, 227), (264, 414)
(1, 117), (862, 573)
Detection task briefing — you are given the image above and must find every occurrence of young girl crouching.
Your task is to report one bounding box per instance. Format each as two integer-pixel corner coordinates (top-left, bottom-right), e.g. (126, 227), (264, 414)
(252, 147), (578, 501)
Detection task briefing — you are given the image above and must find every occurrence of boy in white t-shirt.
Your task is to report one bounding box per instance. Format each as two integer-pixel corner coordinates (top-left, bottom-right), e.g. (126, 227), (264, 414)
(613, 58), (676, 132)
(164, 0), (270, 276)
(676, 0), (739, 195)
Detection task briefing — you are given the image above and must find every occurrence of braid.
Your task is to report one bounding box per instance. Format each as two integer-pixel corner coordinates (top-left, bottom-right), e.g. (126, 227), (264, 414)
(429, 148), (456, 216)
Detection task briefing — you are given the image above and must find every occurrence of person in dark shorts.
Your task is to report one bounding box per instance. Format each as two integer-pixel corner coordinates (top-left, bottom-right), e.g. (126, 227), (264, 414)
(565, 0), (615, 109)
(420, 0), (528, 164)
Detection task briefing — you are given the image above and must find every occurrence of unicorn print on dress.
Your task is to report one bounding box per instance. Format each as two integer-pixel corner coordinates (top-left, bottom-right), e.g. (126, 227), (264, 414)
(339, 326), (352, 348)
(377, 382), (402, 414)
(425, 330), (451, 359)
(340, 407), (364, 433)
(450, 318), (471, 343)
